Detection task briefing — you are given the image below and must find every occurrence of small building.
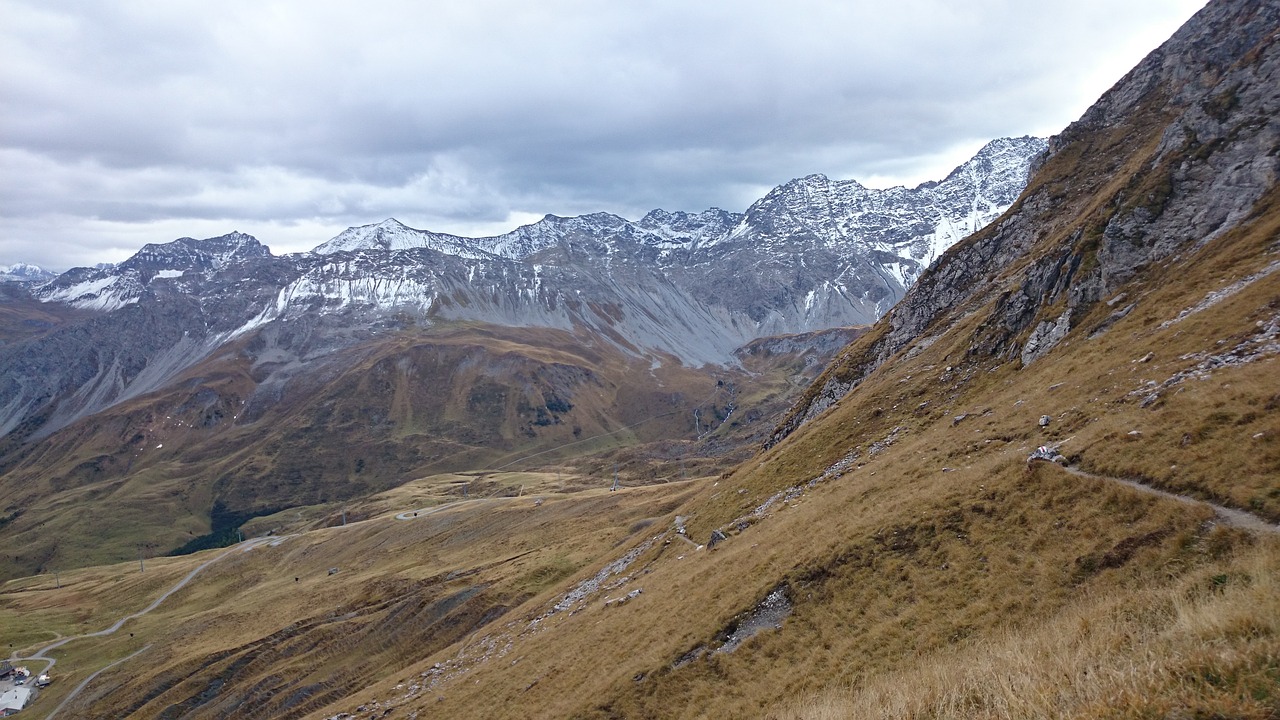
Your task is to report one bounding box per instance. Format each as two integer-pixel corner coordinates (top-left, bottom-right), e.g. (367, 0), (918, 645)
(0, 686), (33, 713)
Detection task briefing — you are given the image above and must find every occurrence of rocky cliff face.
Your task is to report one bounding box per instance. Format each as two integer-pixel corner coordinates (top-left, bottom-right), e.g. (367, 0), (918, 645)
(0, 234), (292, 439)
(769, 0), (1280, 447)
(0, 138), (1042, 444)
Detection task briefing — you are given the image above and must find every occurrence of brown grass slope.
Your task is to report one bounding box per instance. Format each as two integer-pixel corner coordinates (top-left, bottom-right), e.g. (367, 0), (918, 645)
(302, 0), (1277, 715)
(0, 320), (843, 580)
(3, 482), (701, 718)
(7, 2), (1280, 718)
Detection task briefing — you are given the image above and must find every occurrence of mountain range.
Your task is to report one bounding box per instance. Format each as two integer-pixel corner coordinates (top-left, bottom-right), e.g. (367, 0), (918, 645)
(3, 0), (1278, 718)
(24, 135), (1041, 353)
(0, 136), (1043, 574)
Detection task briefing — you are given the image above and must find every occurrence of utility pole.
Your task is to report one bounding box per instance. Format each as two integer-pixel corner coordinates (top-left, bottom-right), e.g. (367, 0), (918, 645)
(341, 508), (347, 526)
(236, 528), (243, 543)
(54, 569), (60, 589)
(138, 544), (145, 573)
(611, 462), (619, 492)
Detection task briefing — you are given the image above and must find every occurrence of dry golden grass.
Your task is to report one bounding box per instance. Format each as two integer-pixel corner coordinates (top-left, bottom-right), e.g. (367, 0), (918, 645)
(21, 480), (700, 718)
(1, 554), (196, 652)
(0, 318), (791, 580)
(8, 120), (1279, 719)
(773, 538), (1280, 720)
(549, 452), (1231, 720)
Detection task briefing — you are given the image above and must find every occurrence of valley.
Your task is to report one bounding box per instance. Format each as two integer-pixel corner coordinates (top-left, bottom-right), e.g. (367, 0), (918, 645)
(2, 0), (1279, 717)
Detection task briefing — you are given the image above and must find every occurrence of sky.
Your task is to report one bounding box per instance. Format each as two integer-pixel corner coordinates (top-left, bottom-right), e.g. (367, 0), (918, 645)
(1, 0), (1205, 271)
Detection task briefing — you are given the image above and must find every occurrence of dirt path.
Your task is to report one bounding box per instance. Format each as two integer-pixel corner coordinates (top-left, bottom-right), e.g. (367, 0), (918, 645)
(394, 497), (488, 521)
(13, 537), (276, 668)
(9, 536), (286, 718)
(43, 644), (151, 720)
(1061, 465), (1280, 534)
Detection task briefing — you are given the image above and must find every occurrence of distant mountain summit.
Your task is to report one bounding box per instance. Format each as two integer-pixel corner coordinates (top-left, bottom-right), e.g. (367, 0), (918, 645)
(0, 135), (1042, 575)
(2, 137), (1042, 443)
(313, 219), (489, 259)
(34, 232), (273, 311)
(0, 263), (58, 284)
(728, 136), (1043, 286)
(305, 136), (1045, 293)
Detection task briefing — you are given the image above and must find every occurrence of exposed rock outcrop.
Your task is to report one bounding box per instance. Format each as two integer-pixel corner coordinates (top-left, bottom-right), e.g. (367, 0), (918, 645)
(1, 139), (1043, 445)
(769, 0), (1280, 448)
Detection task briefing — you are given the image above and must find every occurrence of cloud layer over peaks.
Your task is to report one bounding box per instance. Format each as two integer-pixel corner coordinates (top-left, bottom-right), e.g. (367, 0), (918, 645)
(0, 0), (1205, 269)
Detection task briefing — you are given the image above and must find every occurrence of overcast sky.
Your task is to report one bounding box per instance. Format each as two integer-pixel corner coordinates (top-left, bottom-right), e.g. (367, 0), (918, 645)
(1, 0), (1204, 270)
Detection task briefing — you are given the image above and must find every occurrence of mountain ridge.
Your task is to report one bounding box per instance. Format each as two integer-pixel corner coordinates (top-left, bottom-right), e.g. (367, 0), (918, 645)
(0, 137), (1040, 575)
(768, 2), (1280, 448)
(4, 1), (1280, 718)
(0, 136), (1044, 445)
(305, 136), (1044, 274)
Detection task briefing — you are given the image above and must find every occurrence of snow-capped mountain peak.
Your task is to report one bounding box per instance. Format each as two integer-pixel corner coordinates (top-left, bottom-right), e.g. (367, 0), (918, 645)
(123, 231), (271, 273)
(314, 219), (496, 260)
(35, 232), (273, 311)
(316, 219), (429, 254)
(709, 135), (1048, 287)
(0, 263), (59, 284)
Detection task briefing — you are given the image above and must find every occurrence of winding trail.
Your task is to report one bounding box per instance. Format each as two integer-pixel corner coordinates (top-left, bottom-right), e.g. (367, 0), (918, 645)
(394, 497), (489, 521)
(43, 644), (151, 720)
(1061, 464), (1280, 534)
(8, 487), (574, 715)
(8, 536), (287, 718)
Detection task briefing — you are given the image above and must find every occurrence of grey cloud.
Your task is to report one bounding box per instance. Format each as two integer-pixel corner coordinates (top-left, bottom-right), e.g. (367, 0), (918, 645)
(0, 0), (1206, 269)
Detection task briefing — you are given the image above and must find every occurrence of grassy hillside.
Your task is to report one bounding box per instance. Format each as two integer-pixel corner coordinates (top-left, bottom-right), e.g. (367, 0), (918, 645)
(8, 196), (1274, 718)
(0, 322), (853, 580)
(6, 1), (1278, 717)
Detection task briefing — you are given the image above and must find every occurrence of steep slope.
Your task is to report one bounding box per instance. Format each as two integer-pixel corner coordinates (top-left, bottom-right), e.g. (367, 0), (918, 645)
(0, 238), (290, 440)
(10, 3), (1276, 720)
(296, 0), (1274, 716)
(770, 0), (1280, 450)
